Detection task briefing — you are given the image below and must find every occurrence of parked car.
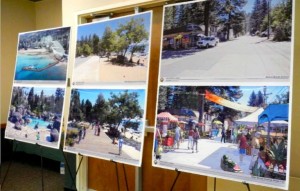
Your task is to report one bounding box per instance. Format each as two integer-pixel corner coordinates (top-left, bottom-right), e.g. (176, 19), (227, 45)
(260, 29), (272, 37)
(196, 36), (219, 48)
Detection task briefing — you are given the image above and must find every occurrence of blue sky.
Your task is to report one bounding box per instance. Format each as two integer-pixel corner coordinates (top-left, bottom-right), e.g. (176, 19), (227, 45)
(243, 0), (283, 14)
(77, 12), (151, 41)
(21, 87), (63, 97)
(74, 88), (146, 110)
(236, 86), (289, 106)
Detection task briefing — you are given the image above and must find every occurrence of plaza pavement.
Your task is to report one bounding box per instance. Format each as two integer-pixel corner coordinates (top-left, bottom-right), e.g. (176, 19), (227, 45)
(157, 137), (252, 175)
(70, 126), (140, 160)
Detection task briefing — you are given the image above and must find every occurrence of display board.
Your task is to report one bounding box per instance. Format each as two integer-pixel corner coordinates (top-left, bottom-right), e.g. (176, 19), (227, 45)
(64, 11), (152, 166)
(5, 27), (71, 149)
(153, 0), (293, 189)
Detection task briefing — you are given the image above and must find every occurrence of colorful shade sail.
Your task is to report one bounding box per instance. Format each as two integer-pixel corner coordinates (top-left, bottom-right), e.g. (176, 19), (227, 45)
(205, 90), (258, 113)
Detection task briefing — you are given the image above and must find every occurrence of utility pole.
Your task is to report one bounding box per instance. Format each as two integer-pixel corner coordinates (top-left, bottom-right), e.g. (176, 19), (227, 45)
(263, 86), (272, 107)
(267, 0), (271, 39)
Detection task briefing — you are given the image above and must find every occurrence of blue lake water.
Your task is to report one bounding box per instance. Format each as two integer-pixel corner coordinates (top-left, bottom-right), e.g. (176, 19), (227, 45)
(14, 54), (67, 81)
(28, 118), (50, 129)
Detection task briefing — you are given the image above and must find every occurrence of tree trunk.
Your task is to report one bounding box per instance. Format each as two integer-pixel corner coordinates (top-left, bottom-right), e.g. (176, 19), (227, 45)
(204, 1), (210, 36)
(227, 13), (231, 40)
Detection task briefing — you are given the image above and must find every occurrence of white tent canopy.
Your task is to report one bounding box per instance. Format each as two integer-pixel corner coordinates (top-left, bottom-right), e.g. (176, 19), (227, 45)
(235, 108), (264, 125)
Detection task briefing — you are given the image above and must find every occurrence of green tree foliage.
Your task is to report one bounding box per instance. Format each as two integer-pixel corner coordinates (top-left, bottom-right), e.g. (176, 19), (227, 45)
(92, 34), (100, 55)
(69, 89), (83, 121)
(82, 43), (93, 57)
(108, 90), (143, 126)
(248, 90), (264, 107)
(101, 26), (117, 60)
(116, 17), (149, 63)
(158, 86), (168, 112)
(164, 2), (205, 30)
(10, 87), (63, 117)
(250, 0), (269, 33)
(215, 0), (246, 40)
(27, 87), (35, 110)
(164, 5), (177, 30)
(248, 91), (257, 106)
(160, 86), (242, 123)
(69, 90), (143, 130)
(270, 0), (292, 41)
(272, 91), (289, 104)
(92, 93), (109, 124)
(84, 99), (93, 122)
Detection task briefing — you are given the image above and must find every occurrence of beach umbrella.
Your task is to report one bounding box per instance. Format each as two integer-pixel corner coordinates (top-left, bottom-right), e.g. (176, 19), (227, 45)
(157, 112), (178, 122)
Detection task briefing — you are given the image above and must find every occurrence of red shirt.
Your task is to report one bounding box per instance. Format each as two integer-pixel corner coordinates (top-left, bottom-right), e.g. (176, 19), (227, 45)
(189, 129), (194, 136)
(239, 135), (248, 149)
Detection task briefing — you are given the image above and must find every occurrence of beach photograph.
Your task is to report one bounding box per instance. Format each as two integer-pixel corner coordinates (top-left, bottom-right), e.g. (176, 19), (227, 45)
(153, 85), (290, 189)
(64, 88), (146, 166)
(5, 86), (65, 149)
(160, 0), (292, 82)
(14, 27), (71, 82)
(73, 12), (152, 84)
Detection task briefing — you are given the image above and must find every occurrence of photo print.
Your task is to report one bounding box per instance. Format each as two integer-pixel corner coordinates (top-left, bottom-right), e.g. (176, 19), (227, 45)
(153, 85), (290, 189)
(73, 11), (152, 85)
(159, 0), (293, 82)
(14, 27), (71, 83)
(5, 86), (65, 149)
(64, 88), (147, 166)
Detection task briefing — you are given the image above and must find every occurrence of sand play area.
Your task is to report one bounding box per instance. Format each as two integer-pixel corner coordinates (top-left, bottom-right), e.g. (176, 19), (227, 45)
(73, 55), (148, 83)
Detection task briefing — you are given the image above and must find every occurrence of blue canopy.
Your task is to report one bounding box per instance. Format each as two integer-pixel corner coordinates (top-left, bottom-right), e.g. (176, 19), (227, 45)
(258, 104), (289, 125)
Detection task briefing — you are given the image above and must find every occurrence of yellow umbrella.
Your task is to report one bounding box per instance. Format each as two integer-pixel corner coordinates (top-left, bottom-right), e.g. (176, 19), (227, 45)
(213, 120), (223, 125)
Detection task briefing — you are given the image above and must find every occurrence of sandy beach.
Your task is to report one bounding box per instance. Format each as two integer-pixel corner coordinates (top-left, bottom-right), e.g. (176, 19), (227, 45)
(18, 48), (49, 55)
(73, 55), (148, 83)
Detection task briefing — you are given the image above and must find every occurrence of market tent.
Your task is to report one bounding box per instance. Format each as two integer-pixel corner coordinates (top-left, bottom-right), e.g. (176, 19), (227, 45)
(235, 108), (264, 125)
(258, 104), (289, 146)
(157, 112), (178, 122)
(258, 104), (289, 124)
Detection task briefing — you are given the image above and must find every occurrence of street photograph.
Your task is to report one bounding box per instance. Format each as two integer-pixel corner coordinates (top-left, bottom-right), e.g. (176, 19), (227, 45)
(14, 27), (71, 83)
(153, 85), (289, 188)
(64, 88), (146, 166)
(5, 86), (65, 148)
(160, 0), (292, 82)
(73, 12), (152, 84)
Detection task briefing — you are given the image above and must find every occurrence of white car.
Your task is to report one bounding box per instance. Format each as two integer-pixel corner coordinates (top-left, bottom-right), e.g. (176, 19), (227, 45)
(197, 36), (219, 48)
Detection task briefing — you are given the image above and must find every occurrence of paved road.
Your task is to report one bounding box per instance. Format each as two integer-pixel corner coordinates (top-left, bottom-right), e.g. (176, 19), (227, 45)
(160, 35), (291, 82)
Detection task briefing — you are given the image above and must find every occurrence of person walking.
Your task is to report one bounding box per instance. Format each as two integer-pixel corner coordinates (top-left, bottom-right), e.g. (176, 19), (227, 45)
(188, 127), (194, 149)
(192, 128), (200, 153)
(94, 122), (100, 136)
(221, 127), (226, 143)
(239, 132), (248, 163)
(174, 125), (181, 149)
(118, 136), (124, 155)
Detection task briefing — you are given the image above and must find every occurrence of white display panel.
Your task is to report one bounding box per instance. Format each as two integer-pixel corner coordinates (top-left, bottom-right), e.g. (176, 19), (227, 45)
(63, 11), (153, 166)
(72, 11), (152, 85)
(5, 26), (71, 149)
(64, 87), (147, 166)
(153, 85), (290, 189)
(153, 0), (293, 189)
(159, 0), (292, 83)
(5, 85), (66, 149)
(14, 27), (71, 84)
